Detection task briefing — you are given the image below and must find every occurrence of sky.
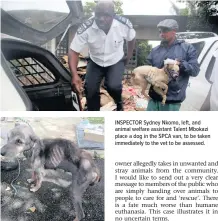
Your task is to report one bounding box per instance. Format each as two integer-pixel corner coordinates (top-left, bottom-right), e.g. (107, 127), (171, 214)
(82, 0), (186, 15)
(1, 0), (186, 15)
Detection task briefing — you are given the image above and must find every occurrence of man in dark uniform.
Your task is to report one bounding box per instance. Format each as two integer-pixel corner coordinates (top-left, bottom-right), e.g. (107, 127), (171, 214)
(146, 19), (200, 111)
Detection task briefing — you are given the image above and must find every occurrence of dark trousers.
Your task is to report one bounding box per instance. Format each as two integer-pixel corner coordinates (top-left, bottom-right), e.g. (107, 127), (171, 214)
(84, 59), (124, 111)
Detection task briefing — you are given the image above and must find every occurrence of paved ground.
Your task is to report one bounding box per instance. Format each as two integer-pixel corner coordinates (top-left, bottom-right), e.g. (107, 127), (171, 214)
(1, 159), (104, 221)
(1, 117), (83, 140)
(1, 118), (105, 221)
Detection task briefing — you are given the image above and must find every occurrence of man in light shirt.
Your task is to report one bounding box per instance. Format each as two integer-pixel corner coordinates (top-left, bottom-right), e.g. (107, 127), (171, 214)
(69, 0), (136, 111)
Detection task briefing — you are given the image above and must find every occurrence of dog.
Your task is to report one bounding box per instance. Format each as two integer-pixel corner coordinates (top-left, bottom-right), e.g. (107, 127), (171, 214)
(131, 59), (180, 105)
(1, 123), (101, 221)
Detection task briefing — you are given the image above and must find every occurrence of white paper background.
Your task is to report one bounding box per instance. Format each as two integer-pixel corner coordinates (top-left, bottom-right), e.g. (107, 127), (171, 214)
(1, 111), (217, 221)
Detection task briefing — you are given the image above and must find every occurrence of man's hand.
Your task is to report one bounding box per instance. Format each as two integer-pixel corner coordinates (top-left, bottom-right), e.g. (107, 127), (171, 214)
(72, 74), (82, 93)
(175, 59), (181, 66)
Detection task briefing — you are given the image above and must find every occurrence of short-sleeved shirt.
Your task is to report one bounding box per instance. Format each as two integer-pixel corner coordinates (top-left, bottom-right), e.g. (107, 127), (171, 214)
(210, 49), (218, 111)
(70, 15), (136, 67)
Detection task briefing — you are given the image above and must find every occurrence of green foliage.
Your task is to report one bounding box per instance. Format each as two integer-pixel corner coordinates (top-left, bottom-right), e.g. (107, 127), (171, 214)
(179, 8), (189, 16)
(113, 0), (123, 15)
(83, 2), (96, 18)
(137, 40), (152, 66)
(195, 1), (218, 16)
(86, 117), (104, 124)
(174, 1), (218, 33)
(83, 0), (123, 18)
(187, 1), (218, 33)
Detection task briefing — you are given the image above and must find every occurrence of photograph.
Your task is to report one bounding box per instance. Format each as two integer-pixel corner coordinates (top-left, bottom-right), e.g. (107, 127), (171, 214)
(1, 117), (104, 221)
(1, 0), (217, 111)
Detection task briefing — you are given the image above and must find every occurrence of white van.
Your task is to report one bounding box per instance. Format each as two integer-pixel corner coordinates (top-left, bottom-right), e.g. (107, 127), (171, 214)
(181, 37), (218, 111)
(176, 31), (218, 40)
(1, 1), (83, 111)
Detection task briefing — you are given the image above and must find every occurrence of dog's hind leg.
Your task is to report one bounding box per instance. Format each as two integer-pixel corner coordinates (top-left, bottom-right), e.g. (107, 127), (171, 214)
(144, 83), (152, 99)
(57, 160), (85, 221)
(147, 83), (151, 92)
(153, 86), (167, 105)
(153, 82), (168, 95)
(140, 82), (150, 99)
(57, 150), (100, 221)
(71, 182), (87, 221)
(71, 165), (97, 221)
(159, 82), (168, 95)
(153, 82), (168, 105)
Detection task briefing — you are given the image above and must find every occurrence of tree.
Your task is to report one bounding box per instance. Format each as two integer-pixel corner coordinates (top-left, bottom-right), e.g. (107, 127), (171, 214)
(171, 1), (218, 33)
(137, 40), (152, 66)
(83, 0), (123, 18)
(83, 1), (96, 18)
(113, 0), (123, 15)
(170, 0), (197, 16)
(186, 1), (218, 32)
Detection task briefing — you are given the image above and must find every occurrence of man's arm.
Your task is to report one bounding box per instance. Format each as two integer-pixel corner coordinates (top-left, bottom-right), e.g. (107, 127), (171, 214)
(68, 49), (82, 93)
(68, 49), (79, 76)
(179, 44), (200, 77)
(123, 18), (136, 65)
(68, 29), (88, 92)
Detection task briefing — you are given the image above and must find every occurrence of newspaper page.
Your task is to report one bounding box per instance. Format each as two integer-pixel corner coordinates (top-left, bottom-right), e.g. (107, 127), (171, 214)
(106, 112), (218, 221)
(0, 0), (218, 221)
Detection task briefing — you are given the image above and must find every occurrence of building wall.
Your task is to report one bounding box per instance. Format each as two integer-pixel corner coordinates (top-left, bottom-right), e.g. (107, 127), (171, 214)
(134, 27), (160, 40)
